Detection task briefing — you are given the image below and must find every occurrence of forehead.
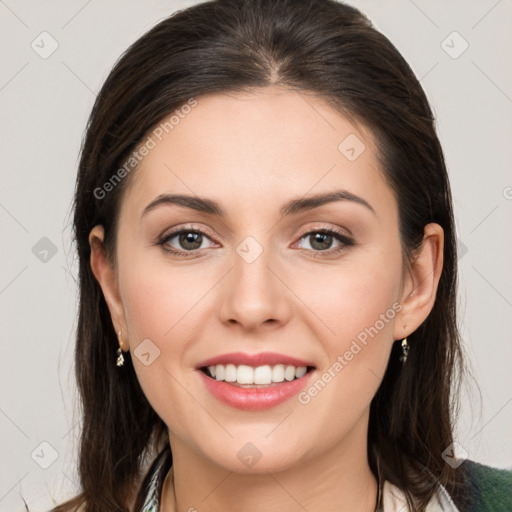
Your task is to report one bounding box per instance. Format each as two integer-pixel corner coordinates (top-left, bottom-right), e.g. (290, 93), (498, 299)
(121, 87), (394, 220)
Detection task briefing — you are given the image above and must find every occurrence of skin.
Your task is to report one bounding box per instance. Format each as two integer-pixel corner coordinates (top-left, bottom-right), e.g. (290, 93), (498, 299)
(90, 86), (443, 512)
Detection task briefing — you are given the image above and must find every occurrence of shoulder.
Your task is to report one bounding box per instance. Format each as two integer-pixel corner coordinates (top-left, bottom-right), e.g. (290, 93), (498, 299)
(457, 459), (512, 512)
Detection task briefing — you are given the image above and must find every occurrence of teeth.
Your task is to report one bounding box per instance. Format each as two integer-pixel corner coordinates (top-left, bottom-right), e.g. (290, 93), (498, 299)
(215, 364), (225, 381)
(237, 364), (254, 384)
(207, 363), (309, 384)
(253, 365), (272, 385)
(271, 364), (284, 383)
(225, 364), (237, 382)
(295, 366), (307, 378)
(284, 365), (296, 381)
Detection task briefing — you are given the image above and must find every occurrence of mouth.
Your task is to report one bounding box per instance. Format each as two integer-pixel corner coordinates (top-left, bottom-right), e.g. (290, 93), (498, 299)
(199, 363), (316, 387)
(195, 353), (317, 410)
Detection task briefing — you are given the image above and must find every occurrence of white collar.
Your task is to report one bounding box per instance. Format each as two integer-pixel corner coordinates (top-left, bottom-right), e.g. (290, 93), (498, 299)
(382, 480), (460, 511)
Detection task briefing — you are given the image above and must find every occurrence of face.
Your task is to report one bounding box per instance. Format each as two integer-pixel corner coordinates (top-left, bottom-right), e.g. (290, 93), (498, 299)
(92, 86), (439, 474)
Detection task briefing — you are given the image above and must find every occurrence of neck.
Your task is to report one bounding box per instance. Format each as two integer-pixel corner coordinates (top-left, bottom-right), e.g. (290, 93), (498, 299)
(163, 418), (378, 512)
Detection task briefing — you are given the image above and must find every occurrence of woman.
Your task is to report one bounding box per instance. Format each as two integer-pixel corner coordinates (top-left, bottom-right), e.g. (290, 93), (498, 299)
(54, 0), (511, 510)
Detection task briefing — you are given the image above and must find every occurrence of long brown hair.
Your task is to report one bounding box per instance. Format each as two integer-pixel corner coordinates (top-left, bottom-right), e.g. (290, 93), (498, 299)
(54, 0), (468, 510)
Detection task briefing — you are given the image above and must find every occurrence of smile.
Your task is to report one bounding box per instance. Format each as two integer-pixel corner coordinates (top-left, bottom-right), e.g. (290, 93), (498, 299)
(196, 352), (317, 410)
(201, 363), (313, 386)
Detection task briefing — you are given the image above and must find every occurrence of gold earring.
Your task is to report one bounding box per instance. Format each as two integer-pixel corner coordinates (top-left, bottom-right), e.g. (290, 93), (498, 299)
(399, 337), (409, 364)
(116, 330), (125, 367)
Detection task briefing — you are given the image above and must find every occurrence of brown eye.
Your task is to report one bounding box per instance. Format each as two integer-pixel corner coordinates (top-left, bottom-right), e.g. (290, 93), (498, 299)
(177, 231), (203, 250)
(308, 232), (334, 251)
(297, 229), (353, 254)
(159, 228), (216, 256)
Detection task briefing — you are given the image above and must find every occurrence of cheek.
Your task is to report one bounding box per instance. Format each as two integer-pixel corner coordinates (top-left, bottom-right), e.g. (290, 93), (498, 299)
(117, 261), (213, 429)
(291, 254), (402, 413)
(294, 258), (402, 346)
(119, 257), (210, 344)
(117, 254), (220, 397)
(293, 265), (401, 438)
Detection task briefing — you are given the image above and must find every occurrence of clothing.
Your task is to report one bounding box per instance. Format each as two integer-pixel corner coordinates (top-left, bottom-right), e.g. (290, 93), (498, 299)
(138, 447), (512, 512)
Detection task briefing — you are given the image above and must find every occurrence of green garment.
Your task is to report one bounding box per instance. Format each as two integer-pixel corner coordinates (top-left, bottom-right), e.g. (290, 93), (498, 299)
(457, 460), (512, 511)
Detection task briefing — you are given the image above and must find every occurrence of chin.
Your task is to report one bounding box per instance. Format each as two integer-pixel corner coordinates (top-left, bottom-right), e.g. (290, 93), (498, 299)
(195, 433), (312, 475)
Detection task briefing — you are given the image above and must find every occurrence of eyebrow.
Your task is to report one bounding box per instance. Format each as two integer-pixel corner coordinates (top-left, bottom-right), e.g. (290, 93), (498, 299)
(142, 189), (376, 218)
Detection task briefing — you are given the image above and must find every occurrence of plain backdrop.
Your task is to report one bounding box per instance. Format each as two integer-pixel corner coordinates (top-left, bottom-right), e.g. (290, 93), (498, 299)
(1, 0), (511, 510)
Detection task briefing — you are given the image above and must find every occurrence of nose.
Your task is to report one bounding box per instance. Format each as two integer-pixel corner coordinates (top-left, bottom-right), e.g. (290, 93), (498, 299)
(218, 244), (293, 333)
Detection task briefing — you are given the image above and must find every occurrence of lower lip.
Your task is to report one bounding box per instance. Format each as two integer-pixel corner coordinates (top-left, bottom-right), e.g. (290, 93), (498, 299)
(198, 369), (315, 411)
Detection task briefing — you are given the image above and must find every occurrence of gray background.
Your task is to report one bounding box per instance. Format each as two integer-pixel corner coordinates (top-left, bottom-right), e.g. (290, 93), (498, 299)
(1, 0), (511, 510)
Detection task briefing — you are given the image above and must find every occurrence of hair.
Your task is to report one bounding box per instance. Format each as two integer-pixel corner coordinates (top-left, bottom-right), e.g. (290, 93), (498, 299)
(54, 0), (468, 510)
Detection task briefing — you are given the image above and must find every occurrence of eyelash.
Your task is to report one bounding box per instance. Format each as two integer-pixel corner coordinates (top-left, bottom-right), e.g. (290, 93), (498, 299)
(157, 226), (354, 259)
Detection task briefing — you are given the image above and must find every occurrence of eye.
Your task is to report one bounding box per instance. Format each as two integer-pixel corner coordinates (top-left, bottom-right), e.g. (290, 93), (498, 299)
(296, 228), (354, 254)
(156, 225), (354, 258)
(158, 227), (217, 256)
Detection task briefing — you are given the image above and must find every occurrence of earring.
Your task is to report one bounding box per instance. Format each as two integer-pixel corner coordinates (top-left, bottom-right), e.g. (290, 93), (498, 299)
(399, 337), (409, 364)
(116, 330), (125, 367)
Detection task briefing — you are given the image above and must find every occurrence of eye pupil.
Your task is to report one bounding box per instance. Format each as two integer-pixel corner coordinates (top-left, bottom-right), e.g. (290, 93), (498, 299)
(179, 231), (202, 250)
(310, 233), (332, 251)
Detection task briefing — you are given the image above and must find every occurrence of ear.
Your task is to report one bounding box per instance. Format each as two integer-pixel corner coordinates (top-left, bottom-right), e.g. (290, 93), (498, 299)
(89, 225), (128, 350)
(393, 223), (444, 340)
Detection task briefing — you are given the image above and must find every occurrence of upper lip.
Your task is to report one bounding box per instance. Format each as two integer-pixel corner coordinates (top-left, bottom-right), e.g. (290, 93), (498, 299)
(196, 351), (315, 369)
